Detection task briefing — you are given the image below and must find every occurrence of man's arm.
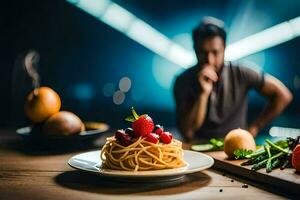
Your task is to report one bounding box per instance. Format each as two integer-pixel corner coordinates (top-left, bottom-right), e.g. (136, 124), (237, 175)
(176, 93), (210, 141)
(175, 66), (218, 141)
(248, 75), (293, 136)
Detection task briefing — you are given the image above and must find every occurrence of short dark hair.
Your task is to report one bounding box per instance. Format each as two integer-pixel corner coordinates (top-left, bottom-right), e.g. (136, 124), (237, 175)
(192, 17), (226, 49)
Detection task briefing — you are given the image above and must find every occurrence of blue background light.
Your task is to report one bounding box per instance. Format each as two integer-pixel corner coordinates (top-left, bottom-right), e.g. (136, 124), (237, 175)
(2, 0), (300, 135)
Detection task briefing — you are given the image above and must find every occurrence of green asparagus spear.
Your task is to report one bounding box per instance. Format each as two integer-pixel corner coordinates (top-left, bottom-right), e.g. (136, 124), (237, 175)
(252, 159), (268, 171)
(265, 145), (273, 173)
(271, 158), (281, 169)
(265, 139), (289, 154)
(241, 154), (268, 166)
(274, 140), (289, 148)
(251, 152), (285, 171)
(245, 148), (265, 158)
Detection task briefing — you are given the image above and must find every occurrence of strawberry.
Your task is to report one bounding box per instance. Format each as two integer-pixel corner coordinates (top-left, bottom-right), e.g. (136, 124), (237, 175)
(160, 132), (173, 144)
(145, 133), (159, 144)
(167, 132), (173, 140)
(125, 107), (154, 137)
(154, 124), (164, 136)
(115, 130), (132, 147)
(132, 115), (154, 137)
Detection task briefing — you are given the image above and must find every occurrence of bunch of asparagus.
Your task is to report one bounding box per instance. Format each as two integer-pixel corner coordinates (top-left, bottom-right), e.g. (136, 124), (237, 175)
(237, 137), (300, 173)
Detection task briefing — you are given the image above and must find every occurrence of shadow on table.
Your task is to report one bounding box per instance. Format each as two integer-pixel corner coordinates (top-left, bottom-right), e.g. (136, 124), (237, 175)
(55, 170), (211, 195)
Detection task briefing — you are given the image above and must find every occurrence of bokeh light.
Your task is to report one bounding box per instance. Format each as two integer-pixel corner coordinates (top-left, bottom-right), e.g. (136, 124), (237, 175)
(119, 77), (131, 92)
(294, 75), (300, 90)
(113, 90), (125, 105)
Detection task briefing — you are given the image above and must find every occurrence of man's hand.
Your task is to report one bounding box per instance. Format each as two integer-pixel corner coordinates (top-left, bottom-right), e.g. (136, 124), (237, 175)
(198, 65), (218, 95)
(248, 125), (259, 137)
(175, 65), (217, 140)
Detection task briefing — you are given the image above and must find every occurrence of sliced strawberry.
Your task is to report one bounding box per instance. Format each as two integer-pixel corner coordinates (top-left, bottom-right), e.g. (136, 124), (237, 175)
(145, 133), (159, 144)
(115, 130), (132, 147)
(153, 124), (164, 136)
(132, 114), (154, 137)
(160, 131), (173, 144)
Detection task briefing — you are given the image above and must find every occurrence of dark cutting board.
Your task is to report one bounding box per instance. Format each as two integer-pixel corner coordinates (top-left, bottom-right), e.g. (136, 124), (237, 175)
(205, 151), (300, 196)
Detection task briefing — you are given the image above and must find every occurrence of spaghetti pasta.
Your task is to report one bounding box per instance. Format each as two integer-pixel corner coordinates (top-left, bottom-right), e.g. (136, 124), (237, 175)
(100, 136), (187, 171)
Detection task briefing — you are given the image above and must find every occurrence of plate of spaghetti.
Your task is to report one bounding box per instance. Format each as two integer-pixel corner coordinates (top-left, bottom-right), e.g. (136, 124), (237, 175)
(68, 108), (214, 179)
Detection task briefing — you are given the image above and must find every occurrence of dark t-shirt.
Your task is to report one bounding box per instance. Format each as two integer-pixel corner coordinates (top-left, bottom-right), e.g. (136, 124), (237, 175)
(173, 62), (265, 139)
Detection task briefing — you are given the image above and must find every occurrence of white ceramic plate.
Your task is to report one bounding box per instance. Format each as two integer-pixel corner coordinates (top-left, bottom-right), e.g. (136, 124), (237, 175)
(68, 150), (214, 180)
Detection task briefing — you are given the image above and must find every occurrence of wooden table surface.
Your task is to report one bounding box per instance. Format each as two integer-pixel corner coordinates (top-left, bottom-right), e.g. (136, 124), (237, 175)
(0, 129), (288, 200)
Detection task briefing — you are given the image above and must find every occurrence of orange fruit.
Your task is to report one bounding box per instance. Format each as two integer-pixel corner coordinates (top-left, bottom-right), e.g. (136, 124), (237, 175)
(24, 87), (61, 123)
(42, 111), (85, 136)
(224, 128), (256, 158)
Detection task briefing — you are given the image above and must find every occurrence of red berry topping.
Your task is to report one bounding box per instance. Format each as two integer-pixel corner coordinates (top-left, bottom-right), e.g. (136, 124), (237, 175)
(132, 114), (154, 137)
(167, 132), (173, 140)
(160, 132), (173, 144)
(154, 124), (164, 136)
(115, 130), (132, 147)
(145, 133), (159, 144)
(125, 127), (138, 138)
(125, 107), (155, 138)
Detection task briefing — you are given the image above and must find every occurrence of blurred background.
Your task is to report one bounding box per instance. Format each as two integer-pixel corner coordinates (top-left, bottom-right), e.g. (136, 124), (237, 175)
(1, 0), (300, 139)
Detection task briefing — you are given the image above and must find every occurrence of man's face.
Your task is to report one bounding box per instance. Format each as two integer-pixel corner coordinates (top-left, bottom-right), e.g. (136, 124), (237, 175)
(195, 36), (225, 73)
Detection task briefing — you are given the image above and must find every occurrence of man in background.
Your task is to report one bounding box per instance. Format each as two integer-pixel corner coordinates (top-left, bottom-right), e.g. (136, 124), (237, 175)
(174, 17), (292, 141)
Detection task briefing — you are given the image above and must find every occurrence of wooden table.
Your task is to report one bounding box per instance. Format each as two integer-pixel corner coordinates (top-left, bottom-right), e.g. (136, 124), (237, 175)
(0, 129), (287, 200)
